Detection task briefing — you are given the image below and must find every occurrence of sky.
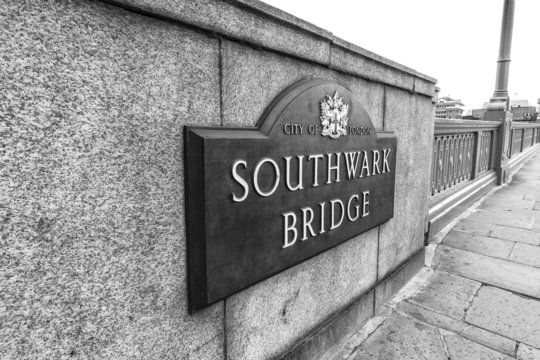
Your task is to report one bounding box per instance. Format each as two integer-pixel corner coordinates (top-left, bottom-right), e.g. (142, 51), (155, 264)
(262, 0), (539, 110)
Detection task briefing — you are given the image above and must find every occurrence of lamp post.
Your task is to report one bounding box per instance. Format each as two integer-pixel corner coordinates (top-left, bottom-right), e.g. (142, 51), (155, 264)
(485, 0), (516, 185)
(489, 0), (516, 110)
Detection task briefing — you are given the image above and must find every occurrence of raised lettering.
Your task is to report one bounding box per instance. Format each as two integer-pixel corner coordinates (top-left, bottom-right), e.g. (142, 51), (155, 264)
(372, 150), (381, 175)
(253, 158), (280, 197)
(308, 154), (324, 187)
(382, 149), (391, 173)
(326, 153), (342, 184)
(330, 199), (345, 230)
(301, 207), (316, 240)
(347, 194), (360, 221)
(282, 212), (298, 248)
(344, 151), (359, 179)
(319, 202), (326, 234)
(362, 191), (370, 217)
(231, 160), (249, 202)
(283, 124), (291, 134)
(284, 155), (304, 191)
(359, 151), (371, 177)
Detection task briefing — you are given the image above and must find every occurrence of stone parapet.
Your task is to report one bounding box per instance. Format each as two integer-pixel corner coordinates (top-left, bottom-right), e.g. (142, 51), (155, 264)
(106, 0), (436, 96)
(1, 0), (437, 359)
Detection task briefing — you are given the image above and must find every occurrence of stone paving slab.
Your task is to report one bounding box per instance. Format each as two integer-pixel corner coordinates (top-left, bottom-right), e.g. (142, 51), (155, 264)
(396, 301), (466, 334)
(452, 218), (494, 236)
(433, 245), (540, 299)
(459, 325), (517, 357)
(330, 152), (540, 360)
(524, 193), (540, 201)
(349, 312), (447, 360)
(465, 209), (534, 230)
(443, 230), (514, 260)
(443, 332), (514, 360)
(490, 225), (540, 246)
(532, 221), (540, 234)
(396, 301), (517, 356)
(509, 242), (540, 268)
(480, 200), (535, 211)
(517, 343), (540, 360)
(407, 271), (481, 320)
(465, 286), (540, 349)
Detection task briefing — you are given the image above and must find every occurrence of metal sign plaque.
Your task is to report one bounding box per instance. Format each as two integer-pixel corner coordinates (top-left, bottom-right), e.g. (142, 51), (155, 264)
(185, 78), (397, 312)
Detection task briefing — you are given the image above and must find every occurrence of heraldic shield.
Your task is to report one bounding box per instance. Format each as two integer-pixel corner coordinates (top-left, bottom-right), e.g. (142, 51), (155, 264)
(320, 92), (349, 139)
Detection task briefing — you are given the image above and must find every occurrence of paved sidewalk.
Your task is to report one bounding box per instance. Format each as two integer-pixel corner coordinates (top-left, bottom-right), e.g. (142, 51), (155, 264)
(330, 151), (540, 360)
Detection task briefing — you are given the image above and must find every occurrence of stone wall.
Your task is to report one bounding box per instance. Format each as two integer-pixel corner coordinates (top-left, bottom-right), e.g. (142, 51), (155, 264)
(0, 1), (436, 359)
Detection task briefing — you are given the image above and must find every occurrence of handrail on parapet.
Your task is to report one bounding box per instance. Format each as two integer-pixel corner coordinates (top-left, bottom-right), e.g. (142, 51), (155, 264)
(434, 118), (500, 135)
(430, 118), (501, 199)
(510, 122), (540, 130)
(509, 122), (540, 157)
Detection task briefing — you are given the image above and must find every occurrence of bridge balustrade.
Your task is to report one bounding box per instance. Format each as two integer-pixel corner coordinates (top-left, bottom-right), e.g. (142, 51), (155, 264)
(510, 122), (540, 155)
(427, 118), (540, 239)
(431, 119), (499, 197)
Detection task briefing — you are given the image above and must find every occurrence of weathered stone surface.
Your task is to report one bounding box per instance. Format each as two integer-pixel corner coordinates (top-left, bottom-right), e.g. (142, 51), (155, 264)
(524, 193), (540, 201)
(374, 250), (424, 310)
(1, 1), (224, 359)
(378, 89), (433, 279)
(517, 344), (540, 360)
(112, 0), (331, 65)
(479, 199), (535, 211)
(414, 77), (438, 98)
(226, 229), (378, 360)
(491, 225), (540, 246)
(330, 45), (415, 92)
(466, 209), (534, 230)
(396, 301), (466, 334)
(442, 229), (472, 243)
(221, 40), (385, 129)
(396, 302), (517, 356)
(433, 246), (540, 298)
(452, 217), (494, 236)
(284, 291), (374, 360)
(466, 286), (540, 348)
(351, 312), (447, 360)
(460, 325), (517, 357)
(443, 232), (514, 259)
(330, 36), (436, 88)
(408, 271), (481, 319)
(534, 201), (540, 211)
(444, 334), (513, 360)
(509, 243), (540, 267)
(532, 221), (540, 234)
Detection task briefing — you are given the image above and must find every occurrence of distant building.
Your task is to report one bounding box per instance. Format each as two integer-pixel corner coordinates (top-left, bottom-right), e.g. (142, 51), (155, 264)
(511, 99), (529, 107)
(435, 97), (465, 119)
(468, 99), (538, 121)
(511, 105), (536, 121)
(509, 99), (537, 121)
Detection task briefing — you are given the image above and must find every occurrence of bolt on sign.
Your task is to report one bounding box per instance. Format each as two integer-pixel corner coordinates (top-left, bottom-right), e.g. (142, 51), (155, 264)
(185, 78), (397, 312)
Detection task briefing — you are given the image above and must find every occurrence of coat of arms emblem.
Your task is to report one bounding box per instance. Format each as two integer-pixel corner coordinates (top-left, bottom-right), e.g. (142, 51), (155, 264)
(320, 92), (349, 139)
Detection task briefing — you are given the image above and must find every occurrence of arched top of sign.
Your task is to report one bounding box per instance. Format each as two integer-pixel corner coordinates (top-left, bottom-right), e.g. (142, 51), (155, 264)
(257, 78), (377, 140)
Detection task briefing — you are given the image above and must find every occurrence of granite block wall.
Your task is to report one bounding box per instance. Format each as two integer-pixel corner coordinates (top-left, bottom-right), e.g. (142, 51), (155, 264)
(1, 0), (436, 359)
(1, 1), (224, 359)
